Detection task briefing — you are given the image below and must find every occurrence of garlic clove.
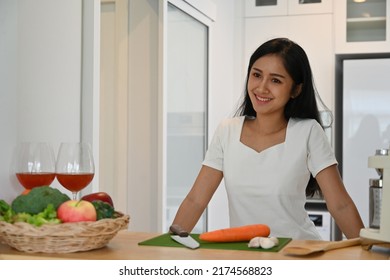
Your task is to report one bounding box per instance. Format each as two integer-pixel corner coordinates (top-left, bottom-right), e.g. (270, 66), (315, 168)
(248, 236), (261, 248)
(259, 237), (277, 249)
(269, 236), (279, 246)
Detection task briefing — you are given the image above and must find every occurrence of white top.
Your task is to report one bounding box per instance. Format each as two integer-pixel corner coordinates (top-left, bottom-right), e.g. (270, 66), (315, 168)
(203, 116), (337, 240)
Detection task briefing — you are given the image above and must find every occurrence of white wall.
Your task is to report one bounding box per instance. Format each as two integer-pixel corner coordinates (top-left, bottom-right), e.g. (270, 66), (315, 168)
(0, 0), (83, 202)
(17, 0), (82, 145)
(0, 0), (18, 202)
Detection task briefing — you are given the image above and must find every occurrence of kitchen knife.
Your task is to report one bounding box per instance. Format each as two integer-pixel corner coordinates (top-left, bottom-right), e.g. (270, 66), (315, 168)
(170, 234), (200, 249)
(169, 224), (200, 249)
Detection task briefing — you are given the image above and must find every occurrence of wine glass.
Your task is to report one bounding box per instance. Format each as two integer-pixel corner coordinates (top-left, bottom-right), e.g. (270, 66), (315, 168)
(13, 142), (56, 190)
(55, 142), (95, 200)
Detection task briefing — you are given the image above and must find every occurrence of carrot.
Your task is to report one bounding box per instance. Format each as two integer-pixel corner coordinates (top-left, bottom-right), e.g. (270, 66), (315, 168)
(199, 224), (270, 242)
(21, 189), (31, 195)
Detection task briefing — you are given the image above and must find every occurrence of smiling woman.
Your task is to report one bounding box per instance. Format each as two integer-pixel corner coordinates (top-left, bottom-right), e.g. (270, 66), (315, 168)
(170, 38), (364, 240)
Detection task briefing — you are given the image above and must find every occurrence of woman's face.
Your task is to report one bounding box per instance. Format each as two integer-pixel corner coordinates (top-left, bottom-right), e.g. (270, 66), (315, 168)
(247, 54), (298, 117)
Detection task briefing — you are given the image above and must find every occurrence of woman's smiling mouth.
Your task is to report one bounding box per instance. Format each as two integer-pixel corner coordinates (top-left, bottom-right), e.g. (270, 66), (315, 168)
(254, 94), (272, 102)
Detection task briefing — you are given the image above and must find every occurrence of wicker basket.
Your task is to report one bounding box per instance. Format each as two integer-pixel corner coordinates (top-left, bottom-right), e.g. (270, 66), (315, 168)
(0, 212), (129, 253)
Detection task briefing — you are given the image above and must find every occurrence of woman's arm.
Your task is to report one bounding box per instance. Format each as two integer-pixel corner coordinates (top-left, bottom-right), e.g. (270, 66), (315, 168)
(171, 165), (223, 233)
(316, 164), (364, 239)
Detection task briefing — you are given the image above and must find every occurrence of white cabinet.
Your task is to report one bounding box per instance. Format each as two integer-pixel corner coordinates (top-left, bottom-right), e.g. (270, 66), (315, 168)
(289, 0), (332, 15)
(334, 0), (390, 54)
(245, 0), (288, 16)
(245, 0), (332, 17)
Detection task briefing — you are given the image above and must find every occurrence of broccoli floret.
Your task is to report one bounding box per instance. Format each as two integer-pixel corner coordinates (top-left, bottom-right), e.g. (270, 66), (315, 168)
(11, 186), (70, 214)
(91, 200), (115, 220)
(0, 199), (14, 223)
(12, 204), (61, 226)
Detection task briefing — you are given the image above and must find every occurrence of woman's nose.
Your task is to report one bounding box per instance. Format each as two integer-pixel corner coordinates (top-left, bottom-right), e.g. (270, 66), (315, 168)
(254, 80), (269, 94)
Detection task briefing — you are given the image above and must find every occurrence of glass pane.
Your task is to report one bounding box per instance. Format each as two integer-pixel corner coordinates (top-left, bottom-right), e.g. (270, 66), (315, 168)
(166, 4), (208, 233)
(342, 58), (390, 225)
(346, 0), (386, 42)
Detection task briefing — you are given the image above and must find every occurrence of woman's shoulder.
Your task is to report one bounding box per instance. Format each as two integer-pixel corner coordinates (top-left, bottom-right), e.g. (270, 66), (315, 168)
(220, 116), (245, 125)
(289, 118), (327, 142)
(289, 118), (322, 130)
(218, 116), (245, 128)
(213, 116), (245, 137)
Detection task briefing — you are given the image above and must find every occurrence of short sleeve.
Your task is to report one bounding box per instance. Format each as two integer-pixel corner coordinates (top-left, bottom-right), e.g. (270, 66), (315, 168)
(202, 121), (226, 171)
(307, 122), (338, 177)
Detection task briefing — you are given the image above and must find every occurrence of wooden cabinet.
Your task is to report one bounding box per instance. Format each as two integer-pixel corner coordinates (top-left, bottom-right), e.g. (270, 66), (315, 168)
(334, 0), (390, 53)
(244, 0), (332, 17)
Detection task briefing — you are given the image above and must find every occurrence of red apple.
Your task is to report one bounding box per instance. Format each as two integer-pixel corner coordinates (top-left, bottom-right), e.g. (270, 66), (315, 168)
(81, 192), (114, 207)
(57, 200), (97, 223)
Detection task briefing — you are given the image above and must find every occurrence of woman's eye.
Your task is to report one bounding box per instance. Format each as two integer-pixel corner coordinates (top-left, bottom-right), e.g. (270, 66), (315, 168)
(252, 72), (261, 78)
(272, 78), (281, 84)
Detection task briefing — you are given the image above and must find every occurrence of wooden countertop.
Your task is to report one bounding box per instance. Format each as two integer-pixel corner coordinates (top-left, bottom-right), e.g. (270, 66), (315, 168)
(1, 230), (390, 260)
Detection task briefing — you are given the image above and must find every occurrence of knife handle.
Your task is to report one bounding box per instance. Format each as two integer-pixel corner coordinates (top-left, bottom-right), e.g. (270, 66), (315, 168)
(169, 224), (189, 237)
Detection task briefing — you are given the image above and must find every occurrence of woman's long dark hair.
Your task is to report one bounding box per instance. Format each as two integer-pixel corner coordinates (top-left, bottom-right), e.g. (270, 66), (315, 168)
(235, 38), (322, 197)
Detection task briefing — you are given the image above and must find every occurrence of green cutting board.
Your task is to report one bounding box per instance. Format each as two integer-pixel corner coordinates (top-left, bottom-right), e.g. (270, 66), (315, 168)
(139, 234), (291, 252)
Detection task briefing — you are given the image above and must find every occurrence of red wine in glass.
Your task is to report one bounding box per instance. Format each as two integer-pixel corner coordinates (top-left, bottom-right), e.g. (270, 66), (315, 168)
(13, 142), (56, 190)
(56, 173), (94, 193)
(16, 173), (56, 189)
(56, 142), (95, 200)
